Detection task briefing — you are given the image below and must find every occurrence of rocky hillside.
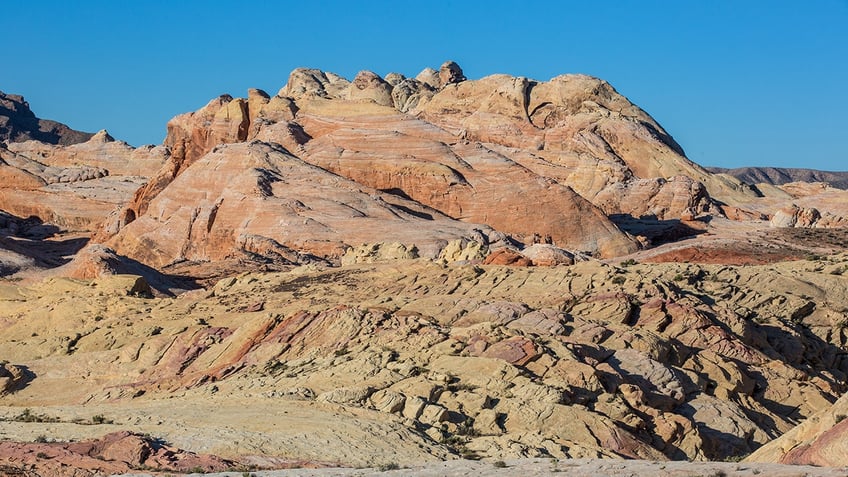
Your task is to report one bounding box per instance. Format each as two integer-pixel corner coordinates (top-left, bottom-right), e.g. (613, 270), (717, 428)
(3, 61), (845, 281)
(0, 92), (94, 145)
(2, 62), (848, 475)
(748, 390), (848, 467)
(0, 133), (167, 230)
(94, 61), (766, 267)
(709, 166), (848, 190)
(1, 253), (848, 475)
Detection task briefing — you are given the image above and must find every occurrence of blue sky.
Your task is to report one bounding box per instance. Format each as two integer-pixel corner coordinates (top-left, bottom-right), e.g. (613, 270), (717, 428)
(3, 1), (846, 171)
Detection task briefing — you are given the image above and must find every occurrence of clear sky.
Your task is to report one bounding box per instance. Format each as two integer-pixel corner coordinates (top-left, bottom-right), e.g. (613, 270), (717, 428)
(3, 1), (846, 171)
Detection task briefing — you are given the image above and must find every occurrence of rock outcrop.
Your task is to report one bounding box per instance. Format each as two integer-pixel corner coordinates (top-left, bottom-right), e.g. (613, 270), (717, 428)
(129, 64), (676, 258)
(3, 255), (848, 465)
(0, 363), (30, 395)
(770, 204), (848, 229)
(118, 62), (790, 263)
(770, 204), (822, 228)
(104, 141), (497, 267)
(709, 166), (848, 190)
(747, 391), (848, 466)
(0, 134), (167, 231)
(414, 71), (759, 208)
(0, 431), (236, 476)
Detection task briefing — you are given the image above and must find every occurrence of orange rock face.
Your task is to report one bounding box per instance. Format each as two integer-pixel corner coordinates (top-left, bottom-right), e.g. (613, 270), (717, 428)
(104, 141), (496, 268)
(0, 133), (167, 231)
(482, 248), (533, 266)
(113, 64), (697, 260)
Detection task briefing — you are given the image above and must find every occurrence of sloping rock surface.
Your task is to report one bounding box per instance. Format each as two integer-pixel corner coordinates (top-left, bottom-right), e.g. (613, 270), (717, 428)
(0, 134), (167, 231)
(0, 431), (235, 477)
(104, 141), (496, 267)
(2, 255), (847, 465)
(747, 391), (848, 466)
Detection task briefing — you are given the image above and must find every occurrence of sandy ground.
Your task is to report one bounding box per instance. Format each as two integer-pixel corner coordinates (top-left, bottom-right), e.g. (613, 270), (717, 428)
(114, 457), (848, 477)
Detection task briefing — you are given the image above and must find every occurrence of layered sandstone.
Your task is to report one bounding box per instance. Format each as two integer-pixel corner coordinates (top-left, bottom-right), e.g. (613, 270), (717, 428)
(130, 62), (779, 263)
(709, 166), (848, 190)
(136, 63), (740, 258)
(2, 254), (847, 466)
(414, 70), (758, 208)
(0, 134), (167, 231)
(747, 391), (848, 467)
(0, 431), (236, 476)
(104, 141), (497, 268)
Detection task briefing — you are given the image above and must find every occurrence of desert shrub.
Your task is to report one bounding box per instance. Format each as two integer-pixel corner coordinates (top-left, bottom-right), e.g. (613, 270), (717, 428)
(460, 448), (481, 460)
(90, 414), (113, 425)
(455, 417), (479, 437)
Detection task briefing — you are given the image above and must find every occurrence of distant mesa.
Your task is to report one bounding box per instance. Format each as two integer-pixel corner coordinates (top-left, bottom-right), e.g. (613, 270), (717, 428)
(708, 166), (848, 190)
(0, 91), (94, 145)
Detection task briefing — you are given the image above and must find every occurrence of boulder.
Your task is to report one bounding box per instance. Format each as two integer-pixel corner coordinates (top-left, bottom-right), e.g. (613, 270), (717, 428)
(520, 244), (574, 266)
(770, 204), (821, 228)
(439, 61), (467, 86)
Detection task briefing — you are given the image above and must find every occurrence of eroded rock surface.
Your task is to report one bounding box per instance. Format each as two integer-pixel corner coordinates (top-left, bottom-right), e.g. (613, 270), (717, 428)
(0, 134), (167, 231)
(0, 431), (236, 477)
(748, 390), (848, 467)
(103, 141), (497, 268)
(2, 255), (847, 466)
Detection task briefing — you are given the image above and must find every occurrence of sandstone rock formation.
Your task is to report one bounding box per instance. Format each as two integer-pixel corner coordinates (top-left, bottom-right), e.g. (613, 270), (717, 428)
(0, 209), (93, 279)
(113, 62), (807, 267)
(0, 134), (167, 231)
(767, 200), (848, 229)
(2, 254), (847, 466)
(121, 64), (694, 259)
(297, 116), (637, 257)
(747, 391), (848, 467)
(104, 141), (497, 267)
(0, 431), (236, 476)
(770, 204), (822, 228)
(439, 60), (467, 86)
(4, 64), (848, 476)
(0, 363), (30, 395)
(709, 166), (848, 190)
(414, 71), (758, 208)
(58, 244), (196, 296)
